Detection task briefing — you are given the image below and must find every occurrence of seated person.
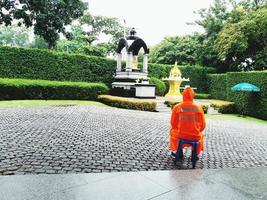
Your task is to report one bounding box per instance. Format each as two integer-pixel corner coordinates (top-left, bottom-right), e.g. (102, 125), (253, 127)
(170, 86), (206, 158)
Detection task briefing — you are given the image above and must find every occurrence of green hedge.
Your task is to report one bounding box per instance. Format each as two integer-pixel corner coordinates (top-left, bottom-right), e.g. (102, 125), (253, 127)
(226, 71), (267, 119)
(0, 46), (215, 92)
(195, 93), (211, 99)
(207, 74), (228, 100)
(208, 71), (267, 119)
(98, 95), (156, 112)
(0, 46), (116, 86)
(149, 63), (216, 92)
(210, 100), (237, 114)
(0, 78), (108, 100)
(149, 77), (166, 96)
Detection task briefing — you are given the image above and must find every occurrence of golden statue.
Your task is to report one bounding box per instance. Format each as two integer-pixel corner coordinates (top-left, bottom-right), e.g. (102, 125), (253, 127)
(162, 62), (189, 98)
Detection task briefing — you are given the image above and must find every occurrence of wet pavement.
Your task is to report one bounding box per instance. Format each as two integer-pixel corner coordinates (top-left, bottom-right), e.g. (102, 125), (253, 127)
(0, 105), (267, 175)
(0, 167), (267, 200)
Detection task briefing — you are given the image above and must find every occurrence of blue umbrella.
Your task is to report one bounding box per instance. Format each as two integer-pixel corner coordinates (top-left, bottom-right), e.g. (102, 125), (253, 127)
(231, 83), (260, 92)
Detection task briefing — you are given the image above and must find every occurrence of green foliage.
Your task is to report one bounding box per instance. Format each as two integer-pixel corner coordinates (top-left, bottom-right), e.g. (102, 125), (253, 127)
(56, 39), (84, 53)
(208, 74), (228, 100)
(98, 95), (156, 112)
(0, 46), (117, 86)
(0, 0), (87, 48)
(31, 36), (49, 49)
(77, 45), (108, 57)
(195, 93), (211, 99)
(195, 0), (228, 37)
(215, 6), (267, 71)
(210, 100), (237, 114)
(56, 24), (118, 56)
(149, 35), (205, 66)
(0, 78), (108, 100)
(200, 104), (209, 114)
(79, 13), (125, 45)
(230, 0), (267, 10)
(149, 77), (166, 96)
(0, 46), (216, 92)
(0, 25), (30, 47)
(226, 71), (267, 119)
(208, 71), (267, 119)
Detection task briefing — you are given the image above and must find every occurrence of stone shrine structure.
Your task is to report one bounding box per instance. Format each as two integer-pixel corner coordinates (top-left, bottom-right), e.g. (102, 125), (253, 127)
(111, 28), (155, 98)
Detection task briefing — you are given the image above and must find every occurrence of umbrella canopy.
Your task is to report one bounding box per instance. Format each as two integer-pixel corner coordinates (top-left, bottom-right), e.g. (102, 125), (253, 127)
(231, 82), (260, 92)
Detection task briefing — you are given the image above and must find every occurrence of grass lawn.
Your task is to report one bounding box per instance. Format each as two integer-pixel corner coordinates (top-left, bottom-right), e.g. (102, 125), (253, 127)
(206, 114), (267, 125)
(0, 100), (107, 107)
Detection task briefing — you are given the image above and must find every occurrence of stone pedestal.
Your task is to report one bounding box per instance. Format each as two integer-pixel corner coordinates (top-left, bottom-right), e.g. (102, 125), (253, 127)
(135, 84), (156, 98)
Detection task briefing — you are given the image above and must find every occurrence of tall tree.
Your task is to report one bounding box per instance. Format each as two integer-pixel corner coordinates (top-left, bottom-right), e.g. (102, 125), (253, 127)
(149, 34), (205, 65)
(79, 13), (125, 45)
(0, 0), (87, 49)
(215, 6), (267, 70)
(57, 15), (126, 56)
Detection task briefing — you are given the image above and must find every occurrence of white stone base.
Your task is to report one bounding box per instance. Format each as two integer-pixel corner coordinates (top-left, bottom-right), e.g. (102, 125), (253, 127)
(135, 84), (155, 98)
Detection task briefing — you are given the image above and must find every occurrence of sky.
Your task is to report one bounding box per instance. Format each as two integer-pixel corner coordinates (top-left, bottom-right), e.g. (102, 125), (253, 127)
(86, 0), (214, 46)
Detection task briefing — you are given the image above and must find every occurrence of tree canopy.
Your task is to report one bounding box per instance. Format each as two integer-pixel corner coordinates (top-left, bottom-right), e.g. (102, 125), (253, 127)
(215, 6), (267, 70)
(150, 0), (267, 72)
(0, 0), (87, 48)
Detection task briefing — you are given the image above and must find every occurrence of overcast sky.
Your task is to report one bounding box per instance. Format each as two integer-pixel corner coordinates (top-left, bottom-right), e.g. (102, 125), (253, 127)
(86, 0), (214, 46)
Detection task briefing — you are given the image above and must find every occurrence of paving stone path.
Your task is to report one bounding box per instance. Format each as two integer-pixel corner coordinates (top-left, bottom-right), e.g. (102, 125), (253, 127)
(0, 105), (267, 175)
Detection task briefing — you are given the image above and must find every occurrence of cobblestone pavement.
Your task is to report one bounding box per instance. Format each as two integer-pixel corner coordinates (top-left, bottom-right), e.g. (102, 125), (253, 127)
(0, 105), (267, 175)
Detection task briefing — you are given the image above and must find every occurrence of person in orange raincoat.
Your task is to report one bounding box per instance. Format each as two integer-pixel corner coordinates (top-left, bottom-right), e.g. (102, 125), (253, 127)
(170, 86), (206, 158)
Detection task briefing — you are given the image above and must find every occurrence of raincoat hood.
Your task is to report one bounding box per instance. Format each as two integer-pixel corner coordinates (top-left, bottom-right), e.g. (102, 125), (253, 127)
(182, 87), (195, 102)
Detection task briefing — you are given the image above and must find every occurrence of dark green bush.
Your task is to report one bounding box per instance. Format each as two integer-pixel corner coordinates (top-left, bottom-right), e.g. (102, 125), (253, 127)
(208, 71), (267, 119)
(207, 74), (227, 100)
(195, 93), (211, 99)
(0, 46), (215, 92)
(226, 71), (267, 119)
(149, 77), (166, 96)
(0, 46), (116, 86)
(0, 78), (108, 100)
(210, 100), (237, 114)
(98, 95), (156, 112)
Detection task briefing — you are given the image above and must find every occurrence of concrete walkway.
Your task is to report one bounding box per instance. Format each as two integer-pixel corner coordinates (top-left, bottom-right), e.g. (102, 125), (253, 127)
(1, 167), (267, 200)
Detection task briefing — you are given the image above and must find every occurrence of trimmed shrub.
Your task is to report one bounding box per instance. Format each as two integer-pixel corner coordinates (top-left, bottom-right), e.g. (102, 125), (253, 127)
(208, 71), (267, 119)
(149, 77), (166, 96)
(226, 71), (267, 119)
(98, 95), (156, 112)
(207, 74), (227, 100)
(0, 46), (116, 86)
(210, 100), (237, 114)
(195, 93), (211, 99)
(0, 46), (216, 92)
(0, 78), (108, 100)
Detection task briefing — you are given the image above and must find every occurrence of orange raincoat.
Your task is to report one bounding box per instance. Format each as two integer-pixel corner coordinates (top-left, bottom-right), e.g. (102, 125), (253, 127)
(170, 87), (206, 155)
